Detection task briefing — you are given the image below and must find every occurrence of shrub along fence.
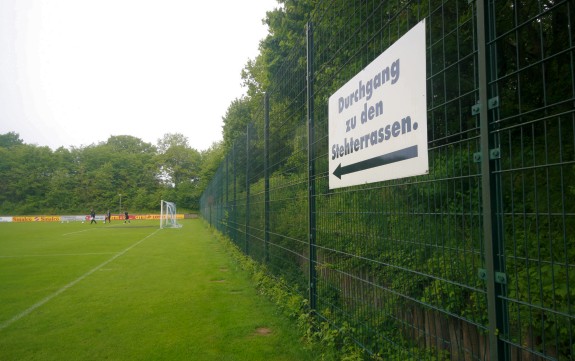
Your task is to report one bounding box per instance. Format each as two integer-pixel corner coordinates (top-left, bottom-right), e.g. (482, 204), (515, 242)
(201, 1), (574, 359)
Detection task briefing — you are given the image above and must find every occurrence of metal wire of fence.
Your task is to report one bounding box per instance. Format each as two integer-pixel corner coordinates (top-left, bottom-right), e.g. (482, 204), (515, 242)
(201, 1), (574, 359)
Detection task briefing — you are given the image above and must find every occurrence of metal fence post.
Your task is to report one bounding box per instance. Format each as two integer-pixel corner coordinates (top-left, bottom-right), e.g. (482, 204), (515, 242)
(232, 143), (237, 244)
(477, 0), (508, 359)
(225, 152), (229, 236)
(306, 21), (317, 312)
(264, 93), (270, 264)
(245, 123), (251, 255)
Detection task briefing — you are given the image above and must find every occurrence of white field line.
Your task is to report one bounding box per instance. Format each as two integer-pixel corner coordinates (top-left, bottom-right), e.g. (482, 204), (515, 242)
(0, 229), (160, 331)
(0, 253), (117, 259)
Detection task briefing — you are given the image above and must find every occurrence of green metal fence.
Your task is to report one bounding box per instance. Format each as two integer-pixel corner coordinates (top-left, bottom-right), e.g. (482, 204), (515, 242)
(201, 0), (574, 359)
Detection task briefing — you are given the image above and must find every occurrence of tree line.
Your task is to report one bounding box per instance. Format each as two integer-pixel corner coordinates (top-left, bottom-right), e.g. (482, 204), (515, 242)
(0, 132), (224, 215)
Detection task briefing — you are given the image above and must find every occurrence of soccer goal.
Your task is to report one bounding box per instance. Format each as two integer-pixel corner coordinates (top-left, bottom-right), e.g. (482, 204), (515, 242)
(160, 200), (182, 229)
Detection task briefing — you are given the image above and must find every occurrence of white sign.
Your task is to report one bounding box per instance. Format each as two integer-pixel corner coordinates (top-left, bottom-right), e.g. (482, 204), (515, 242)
(61, 215), (89, 222)
(329, 20), (428, 189)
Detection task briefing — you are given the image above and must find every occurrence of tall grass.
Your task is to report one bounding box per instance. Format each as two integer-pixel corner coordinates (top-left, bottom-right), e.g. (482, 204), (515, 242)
(0, 220), (317, 360)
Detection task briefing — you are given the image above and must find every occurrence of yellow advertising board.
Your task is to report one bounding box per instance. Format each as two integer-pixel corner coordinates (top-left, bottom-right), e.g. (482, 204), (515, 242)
(5, 214), (183, 222)
(13, 216), (62, 222)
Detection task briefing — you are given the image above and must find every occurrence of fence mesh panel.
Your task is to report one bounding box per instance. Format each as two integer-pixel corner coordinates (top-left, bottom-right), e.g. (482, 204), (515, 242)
(200, 0), (575, 359)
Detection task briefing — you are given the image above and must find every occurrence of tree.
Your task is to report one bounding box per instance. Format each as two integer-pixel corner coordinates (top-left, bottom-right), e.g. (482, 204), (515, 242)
(157, 133), (189, 153)
(198, 141), (225, 191)
(0, 143), (56, 213)
(153, 133), (202, 209)
(156, 133), (201, 186)
(0, 132), (24, 148)
(222, 98), (253, 151)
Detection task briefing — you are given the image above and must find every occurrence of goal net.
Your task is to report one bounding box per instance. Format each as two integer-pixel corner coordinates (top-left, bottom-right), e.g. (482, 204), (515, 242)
(160, 200), (182, 229)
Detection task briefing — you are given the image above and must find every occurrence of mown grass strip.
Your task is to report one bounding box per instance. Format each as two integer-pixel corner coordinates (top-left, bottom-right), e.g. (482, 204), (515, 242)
(0, 220), (318, 360)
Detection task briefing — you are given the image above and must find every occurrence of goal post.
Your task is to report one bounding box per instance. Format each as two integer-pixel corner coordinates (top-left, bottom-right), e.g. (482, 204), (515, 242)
(160, 200), (182, 229)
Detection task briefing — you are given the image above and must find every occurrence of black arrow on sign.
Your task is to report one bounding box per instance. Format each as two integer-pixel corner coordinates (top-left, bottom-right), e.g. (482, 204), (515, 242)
(333, 145), (418, 179)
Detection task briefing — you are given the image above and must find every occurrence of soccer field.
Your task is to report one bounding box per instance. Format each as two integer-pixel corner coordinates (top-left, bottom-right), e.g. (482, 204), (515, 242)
(0, 220), (316, 361)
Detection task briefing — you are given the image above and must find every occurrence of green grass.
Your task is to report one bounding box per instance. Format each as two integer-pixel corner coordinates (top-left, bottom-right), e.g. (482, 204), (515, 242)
(0, 220), (318, 360)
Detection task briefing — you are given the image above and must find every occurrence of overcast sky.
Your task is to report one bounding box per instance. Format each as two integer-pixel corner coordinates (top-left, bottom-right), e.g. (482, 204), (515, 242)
(0, 0), (277, 151)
